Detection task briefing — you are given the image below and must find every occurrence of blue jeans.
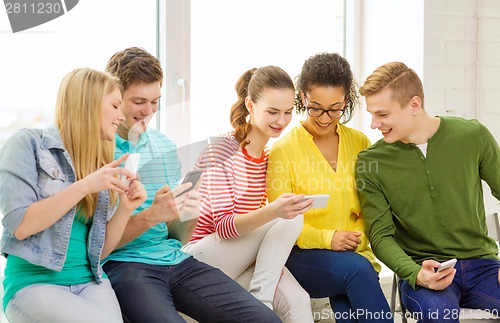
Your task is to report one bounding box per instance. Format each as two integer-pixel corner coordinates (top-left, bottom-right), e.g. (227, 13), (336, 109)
(400, 258), (500, 323)
(286, 246), (392, 323)
(103, 257), (280, 323)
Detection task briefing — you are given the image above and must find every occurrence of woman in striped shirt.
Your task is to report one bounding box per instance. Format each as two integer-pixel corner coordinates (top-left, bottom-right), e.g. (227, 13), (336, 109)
(182, 66), (315, 322)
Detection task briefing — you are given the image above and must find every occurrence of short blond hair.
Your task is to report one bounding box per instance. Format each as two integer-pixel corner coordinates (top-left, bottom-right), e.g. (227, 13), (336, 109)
(360, 62), (424, 108)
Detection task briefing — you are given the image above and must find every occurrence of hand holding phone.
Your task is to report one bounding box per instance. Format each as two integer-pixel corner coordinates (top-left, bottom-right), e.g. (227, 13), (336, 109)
(174, 170), (202, 197)
(436, 258), (457, 272)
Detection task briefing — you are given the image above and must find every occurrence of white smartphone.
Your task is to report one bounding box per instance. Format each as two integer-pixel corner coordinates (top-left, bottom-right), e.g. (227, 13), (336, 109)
(122, 153), (140, 185)
(302, 194), (330, 209)
(175, 170), (203, 197)
(436, 258), (457, 272)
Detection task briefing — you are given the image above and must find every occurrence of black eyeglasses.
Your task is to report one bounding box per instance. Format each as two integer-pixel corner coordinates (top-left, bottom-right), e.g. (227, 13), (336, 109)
(304, 97), (345, 119)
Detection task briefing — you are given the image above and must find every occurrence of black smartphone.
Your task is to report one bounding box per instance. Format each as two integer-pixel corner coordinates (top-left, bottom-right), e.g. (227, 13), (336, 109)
(175, 170), (203, 197)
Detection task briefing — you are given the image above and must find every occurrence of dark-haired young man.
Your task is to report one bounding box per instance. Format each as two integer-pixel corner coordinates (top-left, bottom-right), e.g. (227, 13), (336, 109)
(102, 47), (280, 323)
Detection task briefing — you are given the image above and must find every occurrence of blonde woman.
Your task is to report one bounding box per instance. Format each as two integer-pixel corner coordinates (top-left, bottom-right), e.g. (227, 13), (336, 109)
(0, 68), (146, 323)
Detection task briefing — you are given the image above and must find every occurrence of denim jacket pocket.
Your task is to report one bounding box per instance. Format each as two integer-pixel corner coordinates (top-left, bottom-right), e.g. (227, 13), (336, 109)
(37, 152), (67, 198)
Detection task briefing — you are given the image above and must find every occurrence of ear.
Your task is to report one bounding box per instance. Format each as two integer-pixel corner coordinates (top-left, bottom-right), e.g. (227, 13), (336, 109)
(300, 91), (306, 105)
(409, 96), (422, 115)
(245, 96), (253, 113)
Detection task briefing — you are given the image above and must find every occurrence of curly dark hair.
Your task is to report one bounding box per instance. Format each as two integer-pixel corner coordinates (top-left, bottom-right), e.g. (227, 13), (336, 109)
(295, 52), (359, 123)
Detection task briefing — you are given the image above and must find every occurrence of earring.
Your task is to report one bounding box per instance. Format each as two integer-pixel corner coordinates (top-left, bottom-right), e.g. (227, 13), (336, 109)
(245, 114), (251, 123)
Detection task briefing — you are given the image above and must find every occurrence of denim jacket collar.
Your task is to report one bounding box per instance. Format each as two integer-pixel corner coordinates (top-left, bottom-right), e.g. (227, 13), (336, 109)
(40, 126), (66, 150)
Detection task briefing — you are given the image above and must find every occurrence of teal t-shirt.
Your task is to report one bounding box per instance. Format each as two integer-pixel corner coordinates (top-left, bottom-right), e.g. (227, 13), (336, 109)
(3, 214), (96, 310)
(103, 129), (191, 266)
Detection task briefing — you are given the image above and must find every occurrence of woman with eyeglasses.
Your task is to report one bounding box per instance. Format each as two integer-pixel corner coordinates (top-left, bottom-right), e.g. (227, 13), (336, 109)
(182, 66), (315, 322)
(267, 53), (392, 322)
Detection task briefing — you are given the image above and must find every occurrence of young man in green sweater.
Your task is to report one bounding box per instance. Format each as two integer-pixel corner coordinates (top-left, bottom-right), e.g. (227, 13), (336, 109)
(356, 61), (500, 322)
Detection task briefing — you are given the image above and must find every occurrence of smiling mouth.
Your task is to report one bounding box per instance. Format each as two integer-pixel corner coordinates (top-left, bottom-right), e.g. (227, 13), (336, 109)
(316, 121), (332, 128)
(270, 126), (282, 132)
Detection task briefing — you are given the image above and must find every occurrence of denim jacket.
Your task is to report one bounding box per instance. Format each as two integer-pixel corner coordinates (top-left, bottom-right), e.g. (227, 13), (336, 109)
(0, 127), (112, 282)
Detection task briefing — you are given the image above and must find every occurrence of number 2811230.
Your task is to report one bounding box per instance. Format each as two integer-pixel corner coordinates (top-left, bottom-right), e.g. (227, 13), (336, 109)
(5, 2), (62, 14)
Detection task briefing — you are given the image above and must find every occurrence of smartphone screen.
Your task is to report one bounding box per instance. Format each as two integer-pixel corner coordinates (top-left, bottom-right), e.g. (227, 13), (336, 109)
(175, 170), (202, 197)
(303, 194), (329, 209)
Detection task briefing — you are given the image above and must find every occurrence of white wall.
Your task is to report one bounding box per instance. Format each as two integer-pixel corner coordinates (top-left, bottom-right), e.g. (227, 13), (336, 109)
(352, 0), (424, 144)
(422, 0), (500, 212)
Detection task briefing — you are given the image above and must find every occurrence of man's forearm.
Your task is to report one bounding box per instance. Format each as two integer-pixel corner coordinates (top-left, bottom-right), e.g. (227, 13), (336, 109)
(115, 208), (157, 249)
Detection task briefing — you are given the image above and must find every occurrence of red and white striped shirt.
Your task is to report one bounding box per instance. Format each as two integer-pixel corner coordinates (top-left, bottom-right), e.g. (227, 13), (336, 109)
(189, 133), (269, 242)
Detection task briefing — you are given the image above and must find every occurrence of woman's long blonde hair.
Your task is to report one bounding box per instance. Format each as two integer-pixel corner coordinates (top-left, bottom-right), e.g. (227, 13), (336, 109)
(55, 68), (121, 218)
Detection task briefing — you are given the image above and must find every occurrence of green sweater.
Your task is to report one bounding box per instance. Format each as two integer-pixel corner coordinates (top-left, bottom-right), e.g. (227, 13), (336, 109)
(355, 116), (500, 289)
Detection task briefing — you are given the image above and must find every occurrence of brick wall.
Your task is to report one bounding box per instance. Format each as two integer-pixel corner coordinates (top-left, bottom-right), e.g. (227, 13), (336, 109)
(423, 0), (500, 211)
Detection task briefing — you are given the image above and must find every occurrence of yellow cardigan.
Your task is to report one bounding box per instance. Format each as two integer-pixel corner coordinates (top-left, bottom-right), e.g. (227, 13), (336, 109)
(267, 122), (380, 272)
